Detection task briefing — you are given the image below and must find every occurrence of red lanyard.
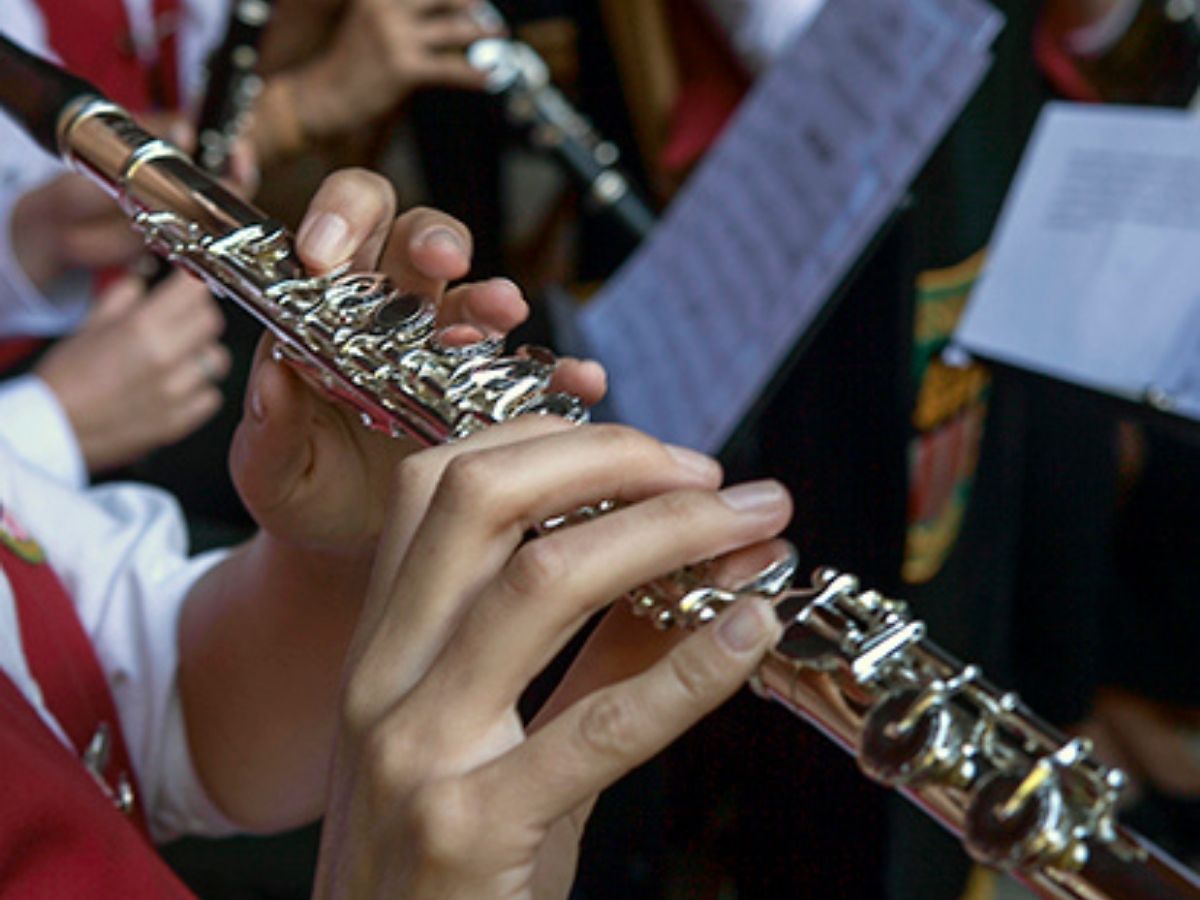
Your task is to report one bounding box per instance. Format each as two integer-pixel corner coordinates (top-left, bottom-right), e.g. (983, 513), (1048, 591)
(0, 508), (150, 837)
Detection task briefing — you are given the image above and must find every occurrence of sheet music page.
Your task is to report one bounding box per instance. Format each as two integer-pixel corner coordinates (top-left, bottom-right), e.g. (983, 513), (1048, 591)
(561, 0), (1001, 453)
(955, 103), (1200, 418)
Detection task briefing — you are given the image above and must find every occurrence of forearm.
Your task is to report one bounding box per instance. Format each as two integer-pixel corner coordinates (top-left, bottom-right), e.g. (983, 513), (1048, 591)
(249, 0), (346, 164)
(178, 531), (370, 832)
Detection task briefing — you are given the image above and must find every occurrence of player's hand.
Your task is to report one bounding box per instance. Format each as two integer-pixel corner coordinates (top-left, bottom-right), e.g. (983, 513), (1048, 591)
(35, 272), (230, 473)
(289, 0), (498, 142)
(314, 414), (790, 899)
(229, 167), (604, 556)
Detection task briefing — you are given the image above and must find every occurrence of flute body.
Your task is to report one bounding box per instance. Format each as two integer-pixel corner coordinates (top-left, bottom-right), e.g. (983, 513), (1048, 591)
(1, 42), (1195, 897)
(57, 96), (585, 448)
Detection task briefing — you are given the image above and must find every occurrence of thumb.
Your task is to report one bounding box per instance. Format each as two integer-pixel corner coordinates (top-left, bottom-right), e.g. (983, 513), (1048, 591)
(229, 339), (316, 521)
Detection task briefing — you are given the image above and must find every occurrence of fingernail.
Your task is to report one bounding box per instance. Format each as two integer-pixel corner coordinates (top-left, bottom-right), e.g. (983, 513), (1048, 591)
(417, 226), (466, 256)
(249, 384), (266, 422)
(665, 444), (720, 479)
(719, 480), (787, 513)
(488, 276), (519, 294)
(297, 212), (349, 267)
(715, 599), (774, 653)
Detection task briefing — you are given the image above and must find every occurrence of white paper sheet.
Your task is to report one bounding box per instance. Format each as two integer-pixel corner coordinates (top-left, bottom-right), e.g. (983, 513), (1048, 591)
(955, 103), (1200, 419)
(559, 0), (1001, 452)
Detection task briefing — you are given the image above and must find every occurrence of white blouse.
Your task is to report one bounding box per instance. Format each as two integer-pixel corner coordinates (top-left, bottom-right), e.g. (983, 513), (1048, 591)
(0, 436), (235, 841)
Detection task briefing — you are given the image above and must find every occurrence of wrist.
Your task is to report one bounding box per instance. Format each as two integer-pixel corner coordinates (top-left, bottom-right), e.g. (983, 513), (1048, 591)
(254, 528), (375, 603)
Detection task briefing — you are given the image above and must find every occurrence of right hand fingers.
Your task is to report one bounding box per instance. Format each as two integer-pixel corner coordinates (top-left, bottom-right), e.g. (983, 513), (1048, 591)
(400, 477), (790, 733)
(346, 425), (788, 723)
(471, 596), (781, 828)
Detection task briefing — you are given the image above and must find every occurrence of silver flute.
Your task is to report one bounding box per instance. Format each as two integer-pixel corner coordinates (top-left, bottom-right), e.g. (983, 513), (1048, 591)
(1, 41), (1195, 898)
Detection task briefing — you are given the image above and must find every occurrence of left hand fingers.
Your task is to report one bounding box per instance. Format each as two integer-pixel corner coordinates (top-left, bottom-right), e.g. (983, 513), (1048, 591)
(295, 168), (398, 273)
(438, 281), (605, 403)
(377, 205), (473, 296)
(438, 276), (526, 335)
(550, 357), (607, 407)
(296, 172), (535, 339)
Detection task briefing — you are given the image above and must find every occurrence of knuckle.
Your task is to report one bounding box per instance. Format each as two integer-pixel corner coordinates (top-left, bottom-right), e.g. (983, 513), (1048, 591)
(211, 345), (233, 376)
(407, 781), (480, 868)
(665, 642), (723, 705)
(577, 691), (642, 758)
(654, 489), (709, 525)
(390, 450), (441, 499)
(196, 302), (224, 336)
(138, 336), (173, 370)
(577, 423), (662, 469)
(587, 422), (646, 453)
(131, 308), (163, 340)
(437, 453), (496, 507)
(360, 722), (417, 799)
(502, 537), (568, 597)
(339, 676), (382, 744)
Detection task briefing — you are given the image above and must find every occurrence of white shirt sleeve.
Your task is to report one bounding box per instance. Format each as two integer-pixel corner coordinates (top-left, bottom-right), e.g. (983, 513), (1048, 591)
(0, 375), (88, 489)
(0, 438), (239, 841)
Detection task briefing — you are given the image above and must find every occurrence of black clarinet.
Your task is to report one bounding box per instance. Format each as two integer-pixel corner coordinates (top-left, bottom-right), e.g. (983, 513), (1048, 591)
(466, 2), (658, 243)
(194, 0), (274, 175)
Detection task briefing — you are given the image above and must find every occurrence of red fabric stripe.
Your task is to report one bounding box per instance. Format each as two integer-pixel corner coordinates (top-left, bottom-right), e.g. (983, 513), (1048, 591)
(153, 0), (182, 108)
(0, 533), (149, 838)
(32, 0), (183, 111)
(32, 0), (152, 111)
(0, 671), (195, 897)
(0, 338), (45, 373)
(660, 0), (751, 174)
(1033, 20), (1103, 103)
